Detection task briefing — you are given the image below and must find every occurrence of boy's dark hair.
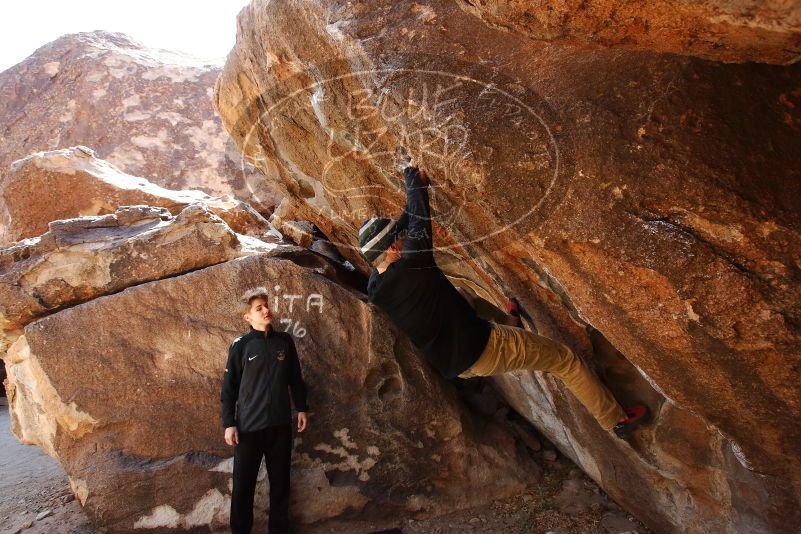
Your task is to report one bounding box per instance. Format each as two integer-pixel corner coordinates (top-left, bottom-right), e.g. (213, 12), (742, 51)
(238, 287), (270, 318)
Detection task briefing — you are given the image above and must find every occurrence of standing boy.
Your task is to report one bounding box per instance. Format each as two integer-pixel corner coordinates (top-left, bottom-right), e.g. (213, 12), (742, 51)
(221, 288), (309, 534)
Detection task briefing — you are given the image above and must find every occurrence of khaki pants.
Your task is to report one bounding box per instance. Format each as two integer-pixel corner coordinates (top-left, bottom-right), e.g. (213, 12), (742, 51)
(454, 285), (510, 324)
(460, 323), (625, 430)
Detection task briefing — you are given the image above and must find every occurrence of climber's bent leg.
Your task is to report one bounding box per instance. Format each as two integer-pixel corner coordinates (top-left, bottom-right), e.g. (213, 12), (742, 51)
(459, 323), (625, 430)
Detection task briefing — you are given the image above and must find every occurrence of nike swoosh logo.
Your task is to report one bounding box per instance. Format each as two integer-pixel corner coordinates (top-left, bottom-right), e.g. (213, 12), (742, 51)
(248, 355), (258, 361)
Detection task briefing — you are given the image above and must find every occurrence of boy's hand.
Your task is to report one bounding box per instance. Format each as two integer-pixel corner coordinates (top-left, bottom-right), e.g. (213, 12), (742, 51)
(297, 412), (308, 433)
(224, 426), (239, 446)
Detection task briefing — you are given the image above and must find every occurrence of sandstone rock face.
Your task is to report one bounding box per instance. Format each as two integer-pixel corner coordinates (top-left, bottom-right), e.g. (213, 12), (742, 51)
(5, 251), (538, 532)
(0, 31), (281, 216)
(0, 146), (272, 244)
(215, 1), (801, 532)
(277, 219), (316, 248)
(456, 0), (801, 65)
(0, 203), (281, 353)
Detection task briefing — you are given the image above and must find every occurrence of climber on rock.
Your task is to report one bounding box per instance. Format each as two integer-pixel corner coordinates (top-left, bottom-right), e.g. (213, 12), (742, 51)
(360, 163), (648, 438)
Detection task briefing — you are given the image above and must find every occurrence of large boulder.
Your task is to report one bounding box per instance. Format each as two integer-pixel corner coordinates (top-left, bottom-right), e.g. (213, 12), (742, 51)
(0, 31), (281, 216)
(0, 146), (272, 244)
(5, 251), (539, 532)
(0, 203), (280, 353)
(214, 1), (801, 532)
(455, 0), (801, 65)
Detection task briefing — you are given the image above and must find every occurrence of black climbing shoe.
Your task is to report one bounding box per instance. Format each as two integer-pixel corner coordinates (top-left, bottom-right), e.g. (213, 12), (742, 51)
(613, 404), (650, 439)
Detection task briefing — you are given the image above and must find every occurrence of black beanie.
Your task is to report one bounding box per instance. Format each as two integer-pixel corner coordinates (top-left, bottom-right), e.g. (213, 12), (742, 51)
(359, 217), (397, 264)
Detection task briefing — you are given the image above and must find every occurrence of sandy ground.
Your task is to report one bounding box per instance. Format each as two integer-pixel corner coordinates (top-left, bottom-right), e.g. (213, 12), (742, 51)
(0, 402), (645, 533)
(300, 458), (647, 534)
(0, 403), (96, 534)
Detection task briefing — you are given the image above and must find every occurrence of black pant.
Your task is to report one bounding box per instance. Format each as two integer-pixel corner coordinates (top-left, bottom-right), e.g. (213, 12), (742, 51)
(231, 425), (292, 534)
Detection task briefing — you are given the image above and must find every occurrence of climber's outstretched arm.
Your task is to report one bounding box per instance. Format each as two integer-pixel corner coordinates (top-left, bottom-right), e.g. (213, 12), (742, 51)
(401, 166), (435, 267)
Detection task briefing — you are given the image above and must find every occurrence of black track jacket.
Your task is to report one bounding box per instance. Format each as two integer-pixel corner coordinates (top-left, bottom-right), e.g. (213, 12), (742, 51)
(221, 326), (308, 432)
(367, 167), (491, 379)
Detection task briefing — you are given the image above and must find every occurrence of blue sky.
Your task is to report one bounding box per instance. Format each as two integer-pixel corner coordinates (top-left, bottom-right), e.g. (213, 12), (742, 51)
(0, 0), (251, 71)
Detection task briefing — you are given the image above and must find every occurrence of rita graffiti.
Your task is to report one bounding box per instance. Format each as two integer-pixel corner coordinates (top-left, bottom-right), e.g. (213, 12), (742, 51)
(270, 285), (324, 338)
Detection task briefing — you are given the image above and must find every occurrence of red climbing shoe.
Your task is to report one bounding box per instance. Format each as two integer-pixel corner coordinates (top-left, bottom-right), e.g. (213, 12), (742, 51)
(505, 298), (521, 316)
(506, 297), (537, 331)
(613, 404), (650, 439)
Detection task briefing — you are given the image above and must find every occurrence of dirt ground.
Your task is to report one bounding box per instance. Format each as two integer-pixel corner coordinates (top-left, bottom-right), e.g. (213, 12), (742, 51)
(0, 403), (95, 534)
(0, 403), (645, 533)
(300, 460), (647, 534)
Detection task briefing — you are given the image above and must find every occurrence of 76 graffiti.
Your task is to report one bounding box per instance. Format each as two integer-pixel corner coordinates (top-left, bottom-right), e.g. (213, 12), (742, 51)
(279, 318), (307, 338)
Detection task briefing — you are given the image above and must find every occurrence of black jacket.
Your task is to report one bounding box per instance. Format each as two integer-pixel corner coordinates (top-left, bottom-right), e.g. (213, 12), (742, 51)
(367, 167), (491, 379)
(221, 326), (308, 432)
